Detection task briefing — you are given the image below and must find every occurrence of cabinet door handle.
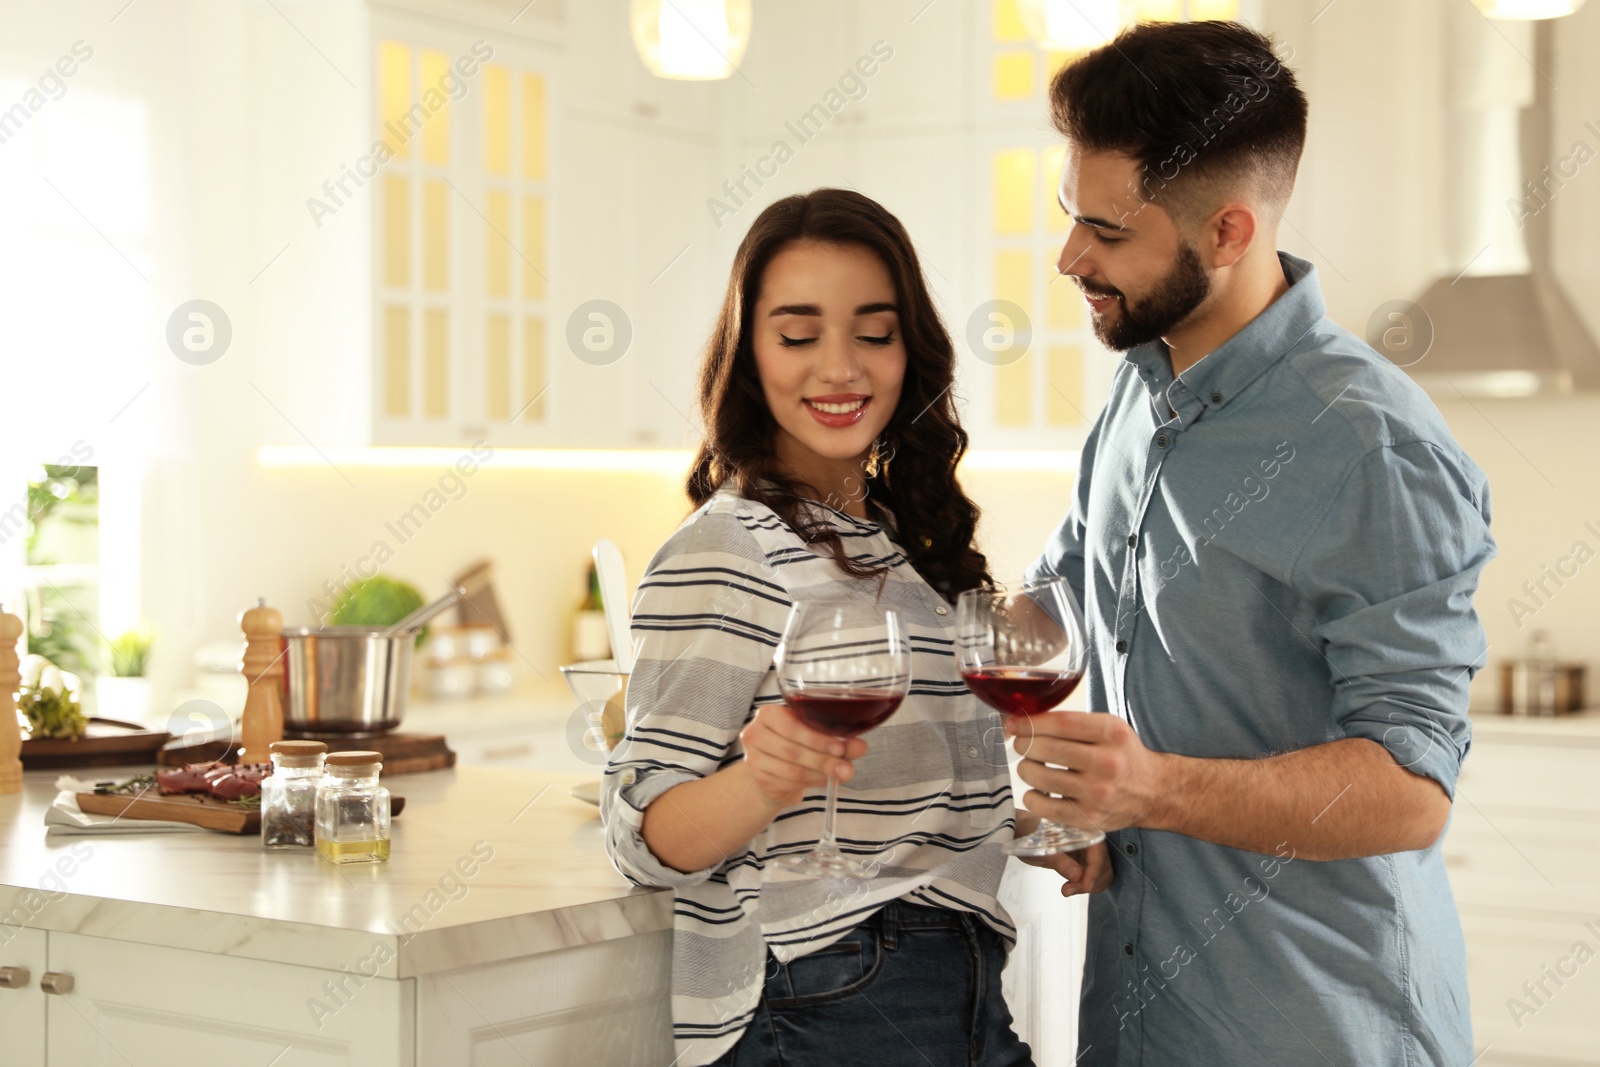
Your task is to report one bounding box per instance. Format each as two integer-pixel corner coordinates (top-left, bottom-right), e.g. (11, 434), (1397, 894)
(0, 966), (29, 989)
(40, 972), (74, 995)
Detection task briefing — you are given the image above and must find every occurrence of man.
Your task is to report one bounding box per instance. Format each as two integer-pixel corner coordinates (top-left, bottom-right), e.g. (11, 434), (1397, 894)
(1011, 20), (1494, 1067)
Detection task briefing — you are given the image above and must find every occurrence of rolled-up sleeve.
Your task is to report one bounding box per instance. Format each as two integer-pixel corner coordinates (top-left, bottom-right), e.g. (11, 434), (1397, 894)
(599, 508), (792, 887)
(1290, 441), (1495, 797)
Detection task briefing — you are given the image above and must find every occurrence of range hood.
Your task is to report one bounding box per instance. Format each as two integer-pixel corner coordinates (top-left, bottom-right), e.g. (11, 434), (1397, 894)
(1406, 11), (1600, 397)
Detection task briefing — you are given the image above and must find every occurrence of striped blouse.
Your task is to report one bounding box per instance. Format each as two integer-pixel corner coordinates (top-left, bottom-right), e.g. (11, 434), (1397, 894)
(600, 484), (1018, 1066)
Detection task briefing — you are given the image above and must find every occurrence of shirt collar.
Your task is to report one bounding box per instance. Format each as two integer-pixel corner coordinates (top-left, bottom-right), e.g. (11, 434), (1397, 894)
(803, 494), (883, 534)
(1123, 251), (1324, 426)
(724, 480), (886, 536)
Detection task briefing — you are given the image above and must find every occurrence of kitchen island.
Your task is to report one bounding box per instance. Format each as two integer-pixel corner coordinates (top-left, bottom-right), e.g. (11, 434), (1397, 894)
(0, 763), (673, 1065)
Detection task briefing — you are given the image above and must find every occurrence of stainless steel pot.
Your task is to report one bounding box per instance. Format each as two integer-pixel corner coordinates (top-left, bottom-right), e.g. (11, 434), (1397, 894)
(281, 627), (414, 734)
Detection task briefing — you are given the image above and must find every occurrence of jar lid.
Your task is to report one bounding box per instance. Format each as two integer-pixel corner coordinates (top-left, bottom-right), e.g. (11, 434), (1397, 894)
(269, 740), (328, 755)
(325, 750), (383, 768)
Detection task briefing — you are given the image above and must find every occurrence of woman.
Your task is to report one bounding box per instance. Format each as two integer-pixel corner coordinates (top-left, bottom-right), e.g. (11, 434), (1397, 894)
(601, 189), (1036, 1067)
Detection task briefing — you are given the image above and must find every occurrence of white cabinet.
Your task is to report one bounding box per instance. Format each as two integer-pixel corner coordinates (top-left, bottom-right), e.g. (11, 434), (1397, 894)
(0, 928), (412, 1067)
(447, 720), (598, 775)
(1458, 911), (1600, 1066)
(44, 932), (414, 1066)
(404, 695), (599, 774)
(1, 925), (679, 1066)
(1443, 730), (1600, 1066)
(0, 925), (47, 1064)
(250, 2), (725, 451)
(417, 930), (672, 1065)
(366, 17), (557, 449)
(252, 3), (563, 449)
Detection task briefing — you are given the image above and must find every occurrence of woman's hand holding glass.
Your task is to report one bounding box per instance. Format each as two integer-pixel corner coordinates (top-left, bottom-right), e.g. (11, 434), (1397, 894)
(769, 600), (910, 876)
(738, 704), (869, 812)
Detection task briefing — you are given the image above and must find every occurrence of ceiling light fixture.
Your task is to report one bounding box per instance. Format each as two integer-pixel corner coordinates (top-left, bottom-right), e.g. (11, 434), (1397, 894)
(631, 0), (752, 81)
(1015, 1), (1242, 53)
(1470, 0), (1585, 18)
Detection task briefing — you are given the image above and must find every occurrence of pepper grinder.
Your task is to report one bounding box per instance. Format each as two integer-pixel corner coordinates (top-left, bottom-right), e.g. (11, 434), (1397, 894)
(0, 605), (24, 795)
(239, 597), (285, 764)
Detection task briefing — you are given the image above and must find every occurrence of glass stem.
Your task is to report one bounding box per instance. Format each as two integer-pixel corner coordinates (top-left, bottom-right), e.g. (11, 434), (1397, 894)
(819, 775), (841, 852)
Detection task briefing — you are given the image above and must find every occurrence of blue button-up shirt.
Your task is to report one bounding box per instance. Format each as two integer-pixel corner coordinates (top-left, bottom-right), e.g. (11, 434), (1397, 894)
(1027, 252), (1494, 1067)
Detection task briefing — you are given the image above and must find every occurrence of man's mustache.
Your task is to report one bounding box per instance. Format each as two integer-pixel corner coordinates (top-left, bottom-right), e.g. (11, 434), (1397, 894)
(1075, 280), (1122, 300)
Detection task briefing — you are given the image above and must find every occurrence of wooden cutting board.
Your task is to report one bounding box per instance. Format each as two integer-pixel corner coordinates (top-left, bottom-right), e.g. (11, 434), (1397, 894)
(281, 731), (456, 775)
(75, 791), (409, 835)
(22, 718), (173, 770)
(162, 733), (456, 776)
(76, 789), (260, 833)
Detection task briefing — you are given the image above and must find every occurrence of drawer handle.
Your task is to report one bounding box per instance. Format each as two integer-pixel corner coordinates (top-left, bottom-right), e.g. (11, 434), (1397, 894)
(40, 972), (74, 995)
(0, 966), (29, 989)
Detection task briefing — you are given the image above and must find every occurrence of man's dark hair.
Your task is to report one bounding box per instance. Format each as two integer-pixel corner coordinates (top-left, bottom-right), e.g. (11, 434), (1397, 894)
(1049, 20), (1307, 229)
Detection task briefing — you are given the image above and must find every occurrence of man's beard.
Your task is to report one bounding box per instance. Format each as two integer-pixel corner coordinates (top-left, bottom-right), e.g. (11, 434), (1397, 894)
(1082, 241), (1212, 352)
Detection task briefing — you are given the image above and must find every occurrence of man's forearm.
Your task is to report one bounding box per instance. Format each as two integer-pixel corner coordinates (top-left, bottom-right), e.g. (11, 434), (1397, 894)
(1145, 737), (1451, 861)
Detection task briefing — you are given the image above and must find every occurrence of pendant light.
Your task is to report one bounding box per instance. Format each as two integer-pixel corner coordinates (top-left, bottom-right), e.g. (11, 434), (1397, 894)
(630, 0), (753, 81)
(1470, 0), (1585, 17)
(1015, 0), (1243, 52)
(1016, 0), (1124, 51)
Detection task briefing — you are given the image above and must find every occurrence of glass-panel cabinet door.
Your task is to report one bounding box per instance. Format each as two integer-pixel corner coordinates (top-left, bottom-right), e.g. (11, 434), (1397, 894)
(478, 61), (551, 439)
(370, 18), (555, 447)
(373, 35), (459, 442)
(964, 0), (1241, 450)
(966, 1), (1108, 451)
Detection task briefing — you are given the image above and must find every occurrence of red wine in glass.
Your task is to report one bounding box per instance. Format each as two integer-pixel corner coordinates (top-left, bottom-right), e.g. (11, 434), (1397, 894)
(960, 667), (1083, 718)
(787, 689), (905, 737)
(955, 577), (1104, 857)
(774, 601), (911, 878)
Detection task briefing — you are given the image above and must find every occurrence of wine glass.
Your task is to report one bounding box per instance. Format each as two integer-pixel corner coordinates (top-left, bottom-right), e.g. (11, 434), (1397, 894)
(774, 600), (912, 877)
(956, 576), (1104, 857)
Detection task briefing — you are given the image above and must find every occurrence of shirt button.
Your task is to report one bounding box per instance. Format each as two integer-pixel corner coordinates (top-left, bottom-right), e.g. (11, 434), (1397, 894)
(967, 745), (979, 757)
(1124, 842), (1139, 857)
(1211, 392), (1223, 404)
(1122, 943), (1135, 957)
(935, 606), (948, 616)
(621, 769), (636, 785)
(1115, 639), (1128, 653)
(1154, 434), (1170, 449)
(1126, 534), (1137, 548)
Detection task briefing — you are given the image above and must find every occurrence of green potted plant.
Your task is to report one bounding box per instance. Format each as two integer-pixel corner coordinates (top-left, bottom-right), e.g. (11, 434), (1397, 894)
(328, 577), (429, 645)
(97, 628), (154, 725)
(18, 654), (88, 740)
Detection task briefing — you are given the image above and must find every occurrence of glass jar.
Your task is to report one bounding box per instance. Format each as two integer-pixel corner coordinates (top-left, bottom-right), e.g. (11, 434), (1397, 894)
(261, 740), (327, 849)
(314, 751), (391, 864)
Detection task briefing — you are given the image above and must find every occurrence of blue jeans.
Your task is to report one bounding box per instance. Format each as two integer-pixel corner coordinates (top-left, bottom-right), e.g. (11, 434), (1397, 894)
(709, 899), (1035, 1067)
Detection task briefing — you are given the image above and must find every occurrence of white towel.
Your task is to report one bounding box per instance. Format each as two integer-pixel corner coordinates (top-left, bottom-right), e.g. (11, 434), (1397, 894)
(45, 776), (204, 836)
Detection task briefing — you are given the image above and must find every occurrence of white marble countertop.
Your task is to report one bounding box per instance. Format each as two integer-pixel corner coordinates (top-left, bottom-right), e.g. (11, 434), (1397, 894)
(0, 764), (668, 979)
(1469, 707), (1600, 747)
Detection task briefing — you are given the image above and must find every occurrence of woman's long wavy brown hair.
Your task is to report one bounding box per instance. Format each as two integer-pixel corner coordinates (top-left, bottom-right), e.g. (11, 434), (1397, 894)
(686, 188), (991, 601)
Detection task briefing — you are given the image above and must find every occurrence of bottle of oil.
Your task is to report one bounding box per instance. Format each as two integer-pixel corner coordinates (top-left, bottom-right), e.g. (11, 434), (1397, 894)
(314, 751), (391, 863)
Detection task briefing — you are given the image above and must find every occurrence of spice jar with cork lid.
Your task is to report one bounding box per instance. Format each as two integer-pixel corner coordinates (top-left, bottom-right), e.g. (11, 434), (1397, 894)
(314, 751), (391, 864)
(261, 740), (327, 849)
